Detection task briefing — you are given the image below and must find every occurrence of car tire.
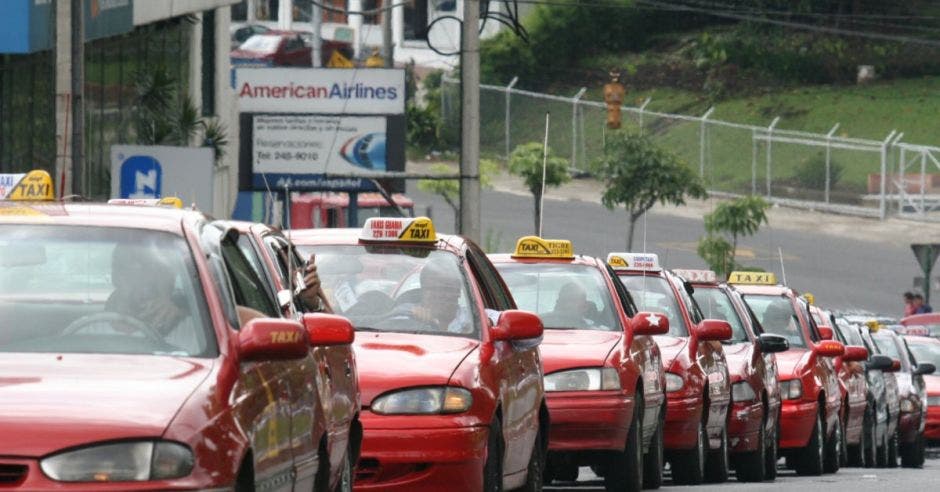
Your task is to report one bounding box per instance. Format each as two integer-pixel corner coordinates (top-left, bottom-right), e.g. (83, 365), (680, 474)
(642, 407), (665, 490)
(704, 425), (729, 483)
(823, 416), (842, 473)
(900, 434), (922, 468)
(862, 403), (877, 468)
(887, 430), (899, 468)
(670, 418), (706, 485)
(875, 425), (889, 467)
(604, 399), (643, 492)
(483, 416), (504, 492)
(519, 424), (546, 492)
(333, 444), (353, 492)
(795, 412), (824, 476)
(764, 419), (779, 480)
(735, 417), (767, 482)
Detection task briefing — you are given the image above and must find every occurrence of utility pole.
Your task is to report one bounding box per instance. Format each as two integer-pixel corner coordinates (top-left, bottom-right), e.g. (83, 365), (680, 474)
(382, 1), (394, 67)
(71, 0), (84, 196)
(310, 1), (322, 67)
(459, 0), (481, 242)
(55, 0), (84, 196)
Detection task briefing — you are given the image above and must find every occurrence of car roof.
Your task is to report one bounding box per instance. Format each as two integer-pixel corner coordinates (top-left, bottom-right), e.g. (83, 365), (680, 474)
(904, 335), (940, 345)
(902, 313), (940, 325)
(731, 284), (793, 296)
(0, 202), (202, 234)
(286, 227), (468, 254)
(487, 253), (600, 267)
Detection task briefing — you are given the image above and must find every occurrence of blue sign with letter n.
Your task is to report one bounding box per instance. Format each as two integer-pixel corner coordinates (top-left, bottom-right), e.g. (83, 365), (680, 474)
(119, 155), (162, 199)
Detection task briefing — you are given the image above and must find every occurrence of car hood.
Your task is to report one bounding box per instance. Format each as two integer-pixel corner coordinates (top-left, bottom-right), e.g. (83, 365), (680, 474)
(354, 332), (479, 406)
(924, 374), (940, 396)
(653, 335), (689, 368)
(722, 342), (753, 380)
(0, 354), (212, 457)
(774, 348), (811, 379)
(539, 329), (621, 374)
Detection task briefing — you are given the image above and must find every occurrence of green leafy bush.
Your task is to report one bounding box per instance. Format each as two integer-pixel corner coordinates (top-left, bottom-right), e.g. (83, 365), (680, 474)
(793, 151), (843, 190)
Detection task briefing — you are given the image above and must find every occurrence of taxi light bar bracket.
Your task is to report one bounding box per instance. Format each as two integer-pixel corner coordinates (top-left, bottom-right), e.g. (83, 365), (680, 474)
(511, 236), (574, 259)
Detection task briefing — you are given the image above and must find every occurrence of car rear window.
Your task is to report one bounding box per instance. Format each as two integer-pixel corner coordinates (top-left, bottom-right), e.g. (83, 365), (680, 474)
(741, 294), (806, 348)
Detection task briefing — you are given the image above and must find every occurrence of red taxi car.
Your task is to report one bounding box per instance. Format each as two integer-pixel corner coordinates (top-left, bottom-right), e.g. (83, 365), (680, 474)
(900, 313), (940, 338)
(489, 237), (668, 490)
(288, 218), (547, 491)
(905, 336), (940, 443)
(607, 253), (733, 484)
(674, 269), (789, 482)
(222, 220), (362, 488)
(811, 305), (869, 469)
(729, 272), (845, 476)
(0, 172), (357, 491)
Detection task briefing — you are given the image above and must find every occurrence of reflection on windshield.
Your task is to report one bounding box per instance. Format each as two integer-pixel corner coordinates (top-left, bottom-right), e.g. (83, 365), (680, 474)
(742, 294), (806, 348)
(908, 342), (940, 368)
(0, 225), (214, 357)
(308, 245), (478, 337)
(496, 263), (618, 332)
(239, 35), (282, 52)
(693, 287), (748, 342)
(617, 275), (688, 337)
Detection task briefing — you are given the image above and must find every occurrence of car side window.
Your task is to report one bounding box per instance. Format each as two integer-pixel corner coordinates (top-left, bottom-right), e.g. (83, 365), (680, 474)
(670, 274), (703, 324)
(465, 246), (514, 312)
(799, 300), (821, 342)
(221, 236), (280, 318)
(286, 36), (305, 51)
(606, 264), (637, 317)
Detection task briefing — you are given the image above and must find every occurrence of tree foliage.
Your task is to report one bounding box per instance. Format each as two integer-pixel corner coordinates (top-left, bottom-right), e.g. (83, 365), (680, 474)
(507, 142), (571, 235)
(697, 195), (770, 277)
(417, 160), (499, 231)
(593, 131), (707, 249)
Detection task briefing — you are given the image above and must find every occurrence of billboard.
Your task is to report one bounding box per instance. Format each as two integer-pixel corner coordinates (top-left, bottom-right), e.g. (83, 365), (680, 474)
(110, 145), (214, 212)
(236, 68), (406, 115)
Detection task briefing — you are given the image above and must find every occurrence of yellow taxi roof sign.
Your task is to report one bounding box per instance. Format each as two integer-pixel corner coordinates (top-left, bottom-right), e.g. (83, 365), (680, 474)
(511, 236), (574, 259)
(606, 252), (660, 271)
(727, 271), (777, 285)
(1, 170), (55, 201)
(804, 292), (815, 305)
(360, 216), (436, 243)
(673, 269), (717, 283)
(107, 197), (183, 208)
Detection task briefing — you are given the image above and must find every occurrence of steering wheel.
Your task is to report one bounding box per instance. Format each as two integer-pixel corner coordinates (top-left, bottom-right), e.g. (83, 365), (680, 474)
(63, 312), (167, 345)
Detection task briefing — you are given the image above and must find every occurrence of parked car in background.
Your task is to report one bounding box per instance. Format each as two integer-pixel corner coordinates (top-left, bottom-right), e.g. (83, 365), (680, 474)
(900, 336), (940, 446)
(231, 30), (352, 67)
(230, 23), (271, 49)
(857, 325), (902, 467)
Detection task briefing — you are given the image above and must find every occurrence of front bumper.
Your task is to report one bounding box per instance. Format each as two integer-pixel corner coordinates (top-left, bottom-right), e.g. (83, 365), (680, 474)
(545, 391), (632, 452)
(728, 399), (763, 453)
(779, 399), (819, 450)
(354, 411), (489, 491)
(926, 406), (940, 441)
(663, 394), (704, 451)
(0, 457), (224, 491)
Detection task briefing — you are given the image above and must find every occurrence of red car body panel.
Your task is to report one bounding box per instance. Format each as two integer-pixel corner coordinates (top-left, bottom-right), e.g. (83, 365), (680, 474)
(813, 306), (868, 447)
(734, 285), (842, 451)
(614, 271), (731, 452)
(489, 254), (666, 457)
(231, 30), (351, 67)
(924, 374), (940, 440)
(0, 203), (337, 491)
(288, 228), (545, 491)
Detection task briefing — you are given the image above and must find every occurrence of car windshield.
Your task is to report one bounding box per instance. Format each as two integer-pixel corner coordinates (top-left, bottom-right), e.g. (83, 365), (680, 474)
(692, 286), (748, 342)
(835, 320), (865, 346)
(873, 334), (901, 360)
(495, 263), (619, 332)
(239, 34), (281, 53)
(0, 225), (214, 357)
(616, 275), (688, 336)
(908, 341), (940, 368)
(305, 244), (478, 337)
(742, 294), (806, 348)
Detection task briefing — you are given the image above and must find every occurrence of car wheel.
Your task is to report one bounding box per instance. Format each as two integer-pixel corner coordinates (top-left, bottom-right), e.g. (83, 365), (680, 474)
(875, 425), (889, 467)
(483, 415), (504, 492)
(887, 430), (899, 468)
(846, 410), (865, 467)
(735, 416), (767, 482)
(604, 399), (643, 492)
(704, 425), (729, 483)
(333, 444), (353, 492)
(519, 425), (545, 492)
(900, 434), (920, 468)
(862, 404), (877, 468)
(823, 416), (841, 473)
(670, 418), (706, 485)
(642, 408), (665, 490)
(795, 412), (824, 476)
(916, 433), (927, 467)
(764, 419), (779, 480)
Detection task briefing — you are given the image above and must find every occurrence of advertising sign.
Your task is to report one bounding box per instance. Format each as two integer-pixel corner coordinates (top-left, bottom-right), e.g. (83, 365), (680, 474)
(253, 115), (387, 174)
(236, 68), (406, 115)
(1, 0), (133, 54)
(110, 145), (214, 212)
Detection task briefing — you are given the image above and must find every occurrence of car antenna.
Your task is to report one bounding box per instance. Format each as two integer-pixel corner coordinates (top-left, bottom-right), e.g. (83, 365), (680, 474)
(538, 111), (550, 238)
(778, 247), (787, 286)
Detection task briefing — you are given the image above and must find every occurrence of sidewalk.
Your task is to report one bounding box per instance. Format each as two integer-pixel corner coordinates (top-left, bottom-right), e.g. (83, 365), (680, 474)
(407, 160), (940, 248)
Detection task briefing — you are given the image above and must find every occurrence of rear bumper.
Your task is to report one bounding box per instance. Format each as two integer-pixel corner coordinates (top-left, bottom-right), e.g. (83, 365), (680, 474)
(779, 400), (818, 449)
(546, 391), (632, 452)
(728, 399), (763, 453)
(663, 394), (703, 451)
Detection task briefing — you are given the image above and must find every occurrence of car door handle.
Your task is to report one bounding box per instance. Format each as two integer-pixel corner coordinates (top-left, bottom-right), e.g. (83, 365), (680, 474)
(345, 362), (352, 377)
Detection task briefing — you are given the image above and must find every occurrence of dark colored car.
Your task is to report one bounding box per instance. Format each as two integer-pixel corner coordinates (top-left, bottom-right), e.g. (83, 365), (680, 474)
(856, 324), (902, 467)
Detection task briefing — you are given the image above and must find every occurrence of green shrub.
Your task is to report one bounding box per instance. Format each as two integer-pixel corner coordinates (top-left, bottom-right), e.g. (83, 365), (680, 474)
(406, 103), (441, 151)
(793, 151), (843, 190)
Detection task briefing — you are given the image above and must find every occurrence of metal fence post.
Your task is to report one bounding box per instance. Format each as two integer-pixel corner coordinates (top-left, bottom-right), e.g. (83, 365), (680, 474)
(572, 87), (587, 169)
(825, 123), (840, 203)
(699, 107), (715, 178)
(893, 132), (905, 214)
(751, 129), (757, 195)
(638, 97), (651, 135)
(880, 129), (898, 220)
(766, 117), (780, 198)
(505, 76), (518, 160)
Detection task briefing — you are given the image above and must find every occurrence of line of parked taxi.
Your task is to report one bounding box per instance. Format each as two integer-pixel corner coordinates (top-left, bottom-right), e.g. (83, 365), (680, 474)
(1, 171), (936, 491)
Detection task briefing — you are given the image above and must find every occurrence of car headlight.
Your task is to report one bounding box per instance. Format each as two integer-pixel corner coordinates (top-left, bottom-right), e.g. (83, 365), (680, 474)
(778, 379), (803, 400)
(371, 387), (473, 415)
(732, 381), (757, 402)
(900, 398), (915, 413)
(40, 441), (193, 482)
(665, 372), (684, 393)
(928, 396), (940, 407)
(544, 367), (620, 392)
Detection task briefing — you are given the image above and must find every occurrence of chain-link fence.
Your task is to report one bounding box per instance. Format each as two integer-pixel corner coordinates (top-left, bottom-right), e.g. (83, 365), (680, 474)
(441, 76), (940, 220)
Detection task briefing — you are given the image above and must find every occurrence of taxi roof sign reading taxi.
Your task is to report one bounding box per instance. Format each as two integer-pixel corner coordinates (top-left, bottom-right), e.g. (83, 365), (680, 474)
(511, 236), (574, 259)
(606, 252), (661, 271)
(360, 216), (436, 243)
(0, 170), (55, 201)
(107, 197), (183, 208)
(673, 269), (718, 284)
(727, 271), (778, 285)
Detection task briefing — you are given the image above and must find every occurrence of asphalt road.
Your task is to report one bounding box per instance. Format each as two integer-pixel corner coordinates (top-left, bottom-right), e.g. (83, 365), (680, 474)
(544, 449), (940, 491)
(409, 187), (919, 315)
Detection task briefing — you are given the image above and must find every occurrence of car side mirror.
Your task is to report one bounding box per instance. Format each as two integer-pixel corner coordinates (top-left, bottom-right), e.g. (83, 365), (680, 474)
(491, 310), (543, 342)
(887, 359), (902, 373)
(696, 319), (732, 342)
(867, 354), (893, 371)
(758, 333), (789, 353)
(238, 318), (309, 362)
(814, 340), (845, 358)
(632, 311), (670, 336)
(277, 289), (293, 309)
(302, 313), (355, 346)
(914, 363), (936, 376)
(817, 326), (834, 340)
(842, 345), (869, 362)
